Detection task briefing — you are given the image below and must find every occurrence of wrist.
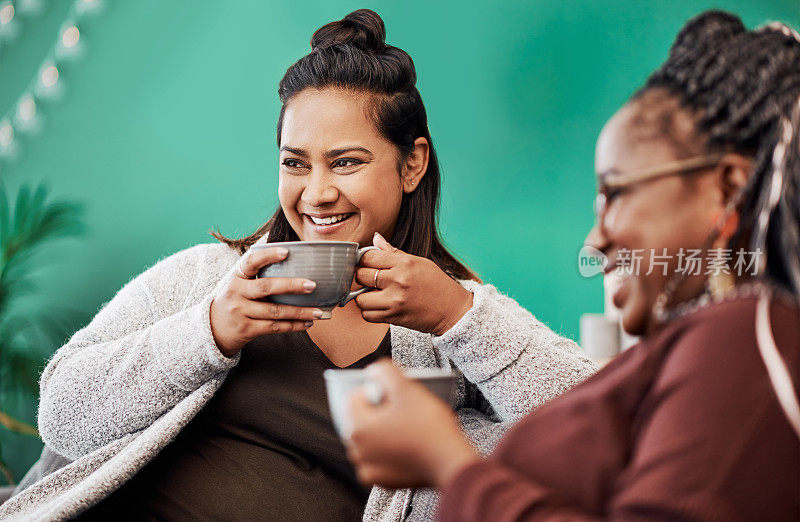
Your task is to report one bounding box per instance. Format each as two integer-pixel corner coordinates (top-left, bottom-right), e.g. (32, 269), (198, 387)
(209, 299), (240, 358)
(429, 432), (481, 488)
(212, 334), (237, 359)
(434, 286), (473, 336)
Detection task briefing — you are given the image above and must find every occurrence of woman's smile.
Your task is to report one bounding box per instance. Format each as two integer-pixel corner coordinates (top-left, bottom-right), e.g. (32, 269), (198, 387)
(302, 211), (359, 237)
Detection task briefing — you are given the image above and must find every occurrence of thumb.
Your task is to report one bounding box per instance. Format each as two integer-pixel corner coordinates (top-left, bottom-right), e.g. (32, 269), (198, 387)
(348, 386), (376, 422)
(373, 232), (398, 252)
(365, 358), (407, 395)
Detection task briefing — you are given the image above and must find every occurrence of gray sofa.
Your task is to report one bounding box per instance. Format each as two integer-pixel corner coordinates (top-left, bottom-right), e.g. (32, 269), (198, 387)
(0, 445), (71, 506)
(0, 485), (13, 505)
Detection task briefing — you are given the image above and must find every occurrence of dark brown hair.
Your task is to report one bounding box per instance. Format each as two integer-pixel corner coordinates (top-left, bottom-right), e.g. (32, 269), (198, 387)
(211, 9), (478, 282)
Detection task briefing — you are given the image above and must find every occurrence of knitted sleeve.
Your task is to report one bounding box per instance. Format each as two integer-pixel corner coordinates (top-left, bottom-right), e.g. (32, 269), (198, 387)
(433, 281), (597, 421)
(37, 243), (240, 460)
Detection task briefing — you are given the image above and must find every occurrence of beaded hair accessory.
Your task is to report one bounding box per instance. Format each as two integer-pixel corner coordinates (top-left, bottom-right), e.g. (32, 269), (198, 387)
(759, 21), (800, 43)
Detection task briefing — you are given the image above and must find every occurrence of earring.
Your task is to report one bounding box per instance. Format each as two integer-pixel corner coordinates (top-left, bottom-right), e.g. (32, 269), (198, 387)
(708, 248), (735, 299)
(707, 210), (738, 299)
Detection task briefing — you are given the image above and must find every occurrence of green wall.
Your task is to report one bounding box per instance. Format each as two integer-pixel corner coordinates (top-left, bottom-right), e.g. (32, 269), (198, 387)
(2, 0), (798, 484)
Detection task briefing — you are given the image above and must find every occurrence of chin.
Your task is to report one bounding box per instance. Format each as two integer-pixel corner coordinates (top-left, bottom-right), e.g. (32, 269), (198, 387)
(620, 311), (648, 337)
(618, 285), (651, 336)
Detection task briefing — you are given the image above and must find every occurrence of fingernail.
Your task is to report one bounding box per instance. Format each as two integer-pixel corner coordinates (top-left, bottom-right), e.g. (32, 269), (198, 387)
(313, 309), (324, 318)
(276, 247), (289, 255)
(304, 321), (314, 327)
(303, 280), (317, 291)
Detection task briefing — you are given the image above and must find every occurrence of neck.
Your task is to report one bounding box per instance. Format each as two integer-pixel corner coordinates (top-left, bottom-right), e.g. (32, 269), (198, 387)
(307, 300), (390, 368)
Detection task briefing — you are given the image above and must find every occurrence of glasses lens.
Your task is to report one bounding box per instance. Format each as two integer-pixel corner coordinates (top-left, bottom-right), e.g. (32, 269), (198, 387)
(594, 192), (606, 222)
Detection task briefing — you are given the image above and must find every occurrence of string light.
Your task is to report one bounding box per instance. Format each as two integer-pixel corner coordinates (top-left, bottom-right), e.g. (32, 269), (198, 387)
(17, 96), (36, 122)
(0, 0), (18, 41)
(0, 2), (14, 26)
(57, 22), (84, 60)
(0, 120), (13, 148)
(61, 25), (80, 48)
(35, 61), (64, 100)
(0, 118), (17, 161)
(0, 0), (105, 167)
(41, 65), (59, 88)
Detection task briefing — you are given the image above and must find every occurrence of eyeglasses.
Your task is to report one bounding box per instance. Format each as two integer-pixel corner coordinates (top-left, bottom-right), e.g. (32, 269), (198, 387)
(594, 154), (724, 226)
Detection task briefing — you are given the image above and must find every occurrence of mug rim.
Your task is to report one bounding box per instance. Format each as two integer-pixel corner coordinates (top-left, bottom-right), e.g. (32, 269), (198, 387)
(251, 240), (360, 248)
(323, 368), (455, 380)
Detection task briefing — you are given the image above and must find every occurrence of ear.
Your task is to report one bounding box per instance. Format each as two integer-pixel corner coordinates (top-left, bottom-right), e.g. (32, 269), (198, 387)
(401, 137), (429, 194)
(717, 153), (752, 204)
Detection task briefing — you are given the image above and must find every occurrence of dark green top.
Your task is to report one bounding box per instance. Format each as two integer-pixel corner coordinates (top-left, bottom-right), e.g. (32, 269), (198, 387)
(78, 330), (391, 521)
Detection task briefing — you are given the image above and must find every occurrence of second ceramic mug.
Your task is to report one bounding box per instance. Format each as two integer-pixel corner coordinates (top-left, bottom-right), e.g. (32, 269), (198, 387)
(323, 368), (456, 439)
(253, 241), (378, 319)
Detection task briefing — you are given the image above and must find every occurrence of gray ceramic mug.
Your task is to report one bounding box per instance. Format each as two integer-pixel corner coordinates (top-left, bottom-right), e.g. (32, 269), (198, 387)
(253, 241), (378, 319)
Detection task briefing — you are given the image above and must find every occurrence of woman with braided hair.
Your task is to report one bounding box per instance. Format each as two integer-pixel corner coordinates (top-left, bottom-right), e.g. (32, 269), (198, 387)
(345, 10), (800, 520)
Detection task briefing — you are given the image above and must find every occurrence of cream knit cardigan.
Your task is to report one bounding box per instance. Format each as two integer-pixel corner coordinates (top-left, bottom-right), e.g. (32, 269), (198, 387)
(0, 236), (596, 521)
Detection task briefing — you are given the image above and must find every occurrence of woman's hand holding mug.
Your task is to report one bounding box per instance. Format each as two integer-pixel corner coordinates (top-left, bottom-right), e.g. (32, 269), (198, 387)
(354, 233), (473, 335)
(346, 360), (480, 489)
(210, 246), (324, 357)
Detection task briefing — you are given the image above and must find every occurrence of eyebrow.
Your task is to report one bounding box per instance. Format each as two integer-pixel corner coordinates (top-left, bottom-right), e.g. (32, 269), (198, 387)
(279, 146), (309, 157)
(324, 147), (373, 159)
(278, 146), (373, 159)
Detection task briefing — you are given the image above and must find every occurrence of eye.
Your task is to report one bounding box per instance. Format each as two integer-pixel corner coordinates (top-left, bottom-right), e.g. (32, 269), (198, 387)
(281, 158), (306, 169)
(604, 187), (626, 202)
(332, 158), (363, 169)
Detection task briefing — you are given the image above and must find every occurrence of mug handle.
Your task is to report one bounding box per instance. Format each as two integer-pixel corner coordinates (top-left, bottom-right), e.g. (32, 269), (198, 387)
(338, 246), (380, 307)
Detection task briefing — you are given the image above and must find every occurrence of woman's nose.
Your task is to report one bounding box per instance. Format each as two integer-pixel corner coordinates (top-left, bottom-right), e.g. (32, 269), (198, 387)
(301, 170), (339, 207)
(584, 221), (609, 251)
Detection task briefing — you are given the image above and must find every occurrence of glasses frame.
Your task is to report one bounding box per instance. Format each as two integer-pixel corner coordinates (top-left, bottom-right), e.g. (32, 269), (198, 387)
(594, 153), (724, 225)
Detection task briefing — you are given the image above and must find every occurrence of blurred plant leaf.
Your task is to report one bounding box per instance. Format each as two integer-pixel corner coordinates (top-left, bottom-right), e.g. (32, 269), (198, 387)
(0, 445), (13, 485)
(0, 185), (9, 248)
(0, 182), (85, 461)
(0, 412), (38, 437)
(0, 341), (41, 396)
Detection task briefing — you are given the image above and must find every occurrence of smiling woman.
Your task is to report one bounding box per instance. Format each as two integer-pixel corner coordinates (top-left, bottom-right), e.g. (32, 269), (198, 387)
(0, 8), (596, 522)
(212, 11), (475, 283)
(278, 89), (412, 244)
(343, 11), (800, 521)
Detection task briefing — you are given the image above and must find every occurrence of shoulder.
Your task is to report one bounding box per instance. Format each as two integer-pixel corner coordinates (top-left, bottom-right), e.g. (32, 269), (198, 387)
(456, 279), (516, 308)
(455, 278), (556, 332)
(655, 293), (799, 393)
(668, 293), (798, 353)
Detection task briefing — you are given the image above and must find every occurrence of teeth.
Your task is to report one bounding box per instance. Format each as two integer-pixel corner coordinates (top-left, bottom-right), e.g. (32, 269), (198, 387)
(309, 213), (350, 225)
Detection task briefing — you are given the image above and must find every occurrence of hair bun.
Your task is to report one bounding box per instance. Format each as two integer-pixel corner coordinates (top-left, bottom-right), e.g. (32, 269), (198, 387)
(672, 10), (746, 51)
(311, 9), (387, 53)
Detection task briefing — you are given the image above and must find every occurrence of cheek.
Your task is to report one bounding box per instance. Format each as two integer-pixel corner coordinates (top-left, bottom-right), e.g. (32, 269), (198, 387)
(342, 172), (403, 220)
(607, 192), (712, 253)
(278, 176), (303, 216)
(604, 203), (643, 247)
(605, 198), (678, 323)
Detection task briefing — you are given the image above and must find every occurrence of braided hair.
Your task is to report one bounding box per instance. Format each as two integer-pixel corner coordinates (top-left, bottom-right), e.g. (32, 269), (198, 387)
(634, 10), (800, 298)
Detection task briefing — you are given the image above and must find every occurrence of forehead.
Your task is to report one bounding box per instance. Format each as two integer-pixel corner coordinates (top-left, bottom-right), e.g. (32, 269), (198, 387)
(595, 92), (703, 177)
(280, 88), (385, 149)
